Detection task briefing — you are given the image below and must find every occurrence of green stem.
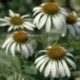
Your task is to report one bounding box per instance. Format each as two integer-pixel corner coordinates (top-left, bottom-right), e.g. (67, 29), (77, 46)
(50, 76), (54, 80)
(42, 32), (48, 47)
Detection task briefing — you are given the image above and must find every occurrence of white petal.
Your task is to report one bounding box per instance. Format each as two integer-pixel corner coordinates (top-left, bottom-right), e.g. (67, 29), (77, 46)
(66, 57), (76, 69)
(26, 44), (34, 56)
(33, 12), (44, 26)
(17, 44), (20, 52)
(5, 41), (13, 54)
(51, 60), (57, 78)
(45, 16), (51, 32)
(58, 14), (66, 27)
(36, 57), (48, 69)
(39, 57), (49, 72)
(4, 16), (10, 20)
(2, 38), (13, 49)
(0, 23), (9, 26)
(33, 9), (42, 16)
(68, 25), (76, 36)
(52, 16), (60, 29)
(66, 53), (74, 58)
(58, 61), (65, 77)
(54, 61), (59, 78)
(0, 18), (8, 22)
(19, 25), (24, 29)
(73, 11), (77, 16)
(35, 55), (47, 64)
(15, 13), (20, 16)
(54, 15), (64, 29)
(38, 14), (47, 29)
(33, 7), (42, 11)
(24, 22), (35, 28)
(10, 42), (16, 56)
(21, 44), (29, 59)
(8, 26), (13, 31)
(23, 24), (34, 31)
(62, 59), (70, 77)
(44, 60), (52, 77)
(21, 14), (30, 18)
(9, 10), (15, 17)
(13, 26), (19, 29)
(38, 50), (48, 54)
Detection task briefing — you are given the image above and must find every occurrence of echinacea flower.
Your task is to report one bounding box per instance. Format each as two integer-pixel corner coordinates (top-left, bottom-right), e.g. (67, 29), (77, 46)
(0, 10), (35, 31)
(33, 2), (67, 32)
(35, 45), (76, 78)
(62, 11), (80, 36)
(2, 30), (35, 58)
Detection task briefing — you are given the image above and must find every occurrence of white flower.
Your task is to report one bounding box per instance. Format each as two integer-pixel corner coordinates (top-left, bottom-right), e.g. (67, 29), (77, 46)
(62, 11), (80, 36)
(2, 30), (35, 59)
(35, 45), (76, 78)
(33, 2), (67, 32)
(0, 10), (35, 31)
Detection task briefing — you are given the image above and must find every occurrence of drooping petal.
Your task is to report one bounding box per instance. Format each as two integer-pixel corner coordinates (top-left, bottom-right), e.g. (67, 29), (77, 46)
(62, 59), (70, 77)
(67, 25), (76, 36)
(26, 44), (34, 56)
(33, 9), (42, 16)
(39, 57), (49, 72)
(17, 44), (20, 52)
(38, 14), (47, 29)
(45, 16), (51, 32)
(51, 60), (57, 78)
(52, 16), (60, 30)
(44, 60), (52, 77)
(2, 38), (13, 49)
(33, 12), (44, 26)
(5, 41), (13, 54)
(21, 44), (29, 59)
(33, 7), (42, 11)
(65, 57), (76, 69)
(10, 42), (16, 56)
(36, 57), (48, 69)
(35, 55), (47, 64)
(38, 50), (48, 54)
(58, 61), (65, 77)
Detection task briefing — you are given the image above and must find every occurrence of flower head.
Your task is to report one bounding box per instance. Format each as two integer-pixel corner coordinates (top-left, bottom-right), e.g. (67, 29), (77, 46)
(48, 46), (64, 59)
(13, 31), (28, 43)
(33, 2), (67, 32)
(35, 45), (76, 78)
(2, 30), (35, 58)
(62, 11), (80, 36)
(42, 2), (59, 14)
(0, 10), (35, 31)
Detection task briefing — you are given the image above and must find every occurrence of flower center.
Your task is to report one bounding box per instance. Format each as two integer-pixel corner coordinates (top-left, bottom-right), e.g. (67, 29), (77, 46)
(10, 16), (23, 25)
(13, 31), (28, 43)
(48, 46), (64, 59)
(66, 14), (77, 24)
(43, 2), (59, 14)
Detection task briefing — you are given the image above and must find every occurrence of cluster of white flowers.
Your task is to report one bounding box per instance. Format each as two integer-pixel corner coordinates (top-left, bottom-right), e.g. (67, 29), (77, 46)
(0, 10), (35, 59)
(0, 1), (79, 79)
